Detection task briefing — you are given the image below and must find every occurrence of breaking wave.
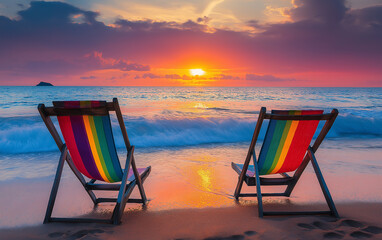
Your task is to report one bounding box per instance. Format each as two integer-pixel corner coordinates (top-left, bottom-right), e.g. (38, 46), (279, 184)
(0, 114), (381, 154)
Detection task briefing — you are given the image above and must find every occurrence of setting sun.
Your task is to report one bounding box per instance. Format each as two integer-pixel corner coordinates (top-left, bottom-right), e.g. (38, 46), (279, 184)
(190, 69), (206, 76)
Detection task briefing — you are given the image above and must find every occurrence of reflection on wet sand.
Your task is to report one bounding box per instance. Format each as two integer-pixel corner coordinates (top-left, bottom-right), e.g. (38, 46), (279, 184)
(145, 153), (235, 210)
(0, 141), (382, 227)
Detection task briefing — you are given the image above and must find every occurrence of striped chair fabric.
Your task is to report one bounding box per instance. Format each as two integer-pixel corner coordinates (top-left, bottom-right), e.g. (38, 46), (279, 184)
(235, 110), (323, 177)
(257, 110), (323, 175)
(53, 101), (124, 183)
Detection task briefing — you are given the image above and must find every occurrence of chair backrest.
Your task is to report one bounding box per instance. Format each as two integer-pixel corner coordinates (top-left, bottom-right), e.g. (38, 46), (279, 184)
(257, 110), (323, 175)
(53, 101), (123, 183)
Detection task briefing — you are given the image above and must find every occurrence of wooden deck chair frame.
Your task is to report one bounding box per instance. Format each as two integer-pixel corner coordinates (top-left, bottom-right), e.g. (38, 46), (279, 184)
(232, 107), (339, 218)
(38, 98), (151, 224)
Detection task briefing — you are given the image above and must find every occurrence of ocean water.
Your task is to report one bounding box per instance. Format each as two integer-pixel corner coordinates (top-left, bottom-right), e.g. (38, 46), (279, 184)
(0, 87), (382, 227)
(1, 87), (381, 154)
(1, 86), (382, 179)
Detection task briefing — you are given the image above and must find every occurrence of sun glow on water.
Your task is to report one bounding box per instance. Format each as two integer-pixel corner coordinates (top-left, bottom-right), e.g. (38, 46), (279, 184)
(190, 69), (205, 76)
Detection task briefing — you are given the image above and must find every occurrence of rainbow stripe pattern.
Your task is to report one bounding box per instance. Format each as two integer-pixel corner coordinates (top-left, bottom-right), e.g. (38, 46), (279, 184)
(257, 110), (323, 175)
(54, 101), (123, 183)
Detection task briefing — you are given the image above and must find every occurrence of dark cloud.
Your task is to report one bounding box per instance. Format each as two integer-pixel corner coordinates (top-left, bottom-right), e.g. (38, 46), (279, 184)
(286, 0), (349, 23)
(245, 2), (382, 75)
(80, 75), (97, 79)
(180, 20), (211, 32)
(134, 72), (240, 81)
(344, 5), (382, 28)
(115, 19), (168, 31)
(109, 73), (129, 81)
(84, 51), (150, 71)
(246, 74), (296, 82)
(197, 16), (211, 24)
(115, 18), (210, 32)
(246, 20), (267, 31)
(203, 74), (241, 80)
(164, 74), (182, 79)
(134, 73), (197, 80)
(216, 74), (240, 80)
(141, 73), (161, 79)
(16, 1), (100, 26)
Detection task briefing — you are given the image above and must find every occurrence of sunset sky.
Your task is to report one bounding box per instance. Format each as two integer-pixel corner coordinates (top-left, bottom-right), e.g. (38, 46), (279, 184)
(0, 0), (381, 86)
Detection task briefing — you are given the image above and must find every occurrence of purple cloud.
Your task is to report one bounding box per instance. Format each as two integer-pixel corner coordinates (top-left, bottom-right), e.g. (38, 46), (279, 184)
(246, 74), (296, 82)
(0, 0), (381, 85)
(164, 74), (182, 79)
(84, 52), (150, 72)
(134, 73), (195, 80)
(141, 73), (162, 79)
(80, 75), (97, 79)
(215, 74), (241, 80)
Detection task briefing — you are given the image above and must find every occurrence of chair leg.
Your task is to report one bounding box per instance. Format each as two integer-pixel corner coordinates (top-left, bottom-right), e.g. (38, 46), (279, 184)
(44, 146), (67, 224)
(131, 157), (148, 204)
(111, 203), (122, 225)
(136, 180), (147, 205)
(254, 174), (263, 217)
(234, 176), (245, 199)
(252, 158), (263, 217)
(308, 148), (339, 218)
(112, 147), (135, 224)
(112, 185), (128, 224)
(112, 181), (136, 225)
(233, 161), (251, 199)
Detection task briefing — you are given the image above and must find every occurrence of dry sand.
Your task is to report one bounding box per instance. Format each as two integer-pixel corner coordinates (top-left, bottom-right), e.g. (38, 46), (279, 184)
(1, 202), (382, 240)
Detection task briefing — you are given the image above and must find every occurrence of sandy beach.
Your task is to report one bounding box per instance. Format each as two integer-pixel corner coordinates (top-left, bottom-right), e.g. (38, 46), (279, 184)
(1, 140), (382, 239)
(1, 203), (381, 239)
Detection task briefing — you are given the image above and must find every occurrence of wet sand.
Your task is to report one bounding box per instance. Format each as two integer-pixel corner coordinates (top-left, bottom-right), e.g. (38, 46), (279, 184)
(0, 140), (382, 239)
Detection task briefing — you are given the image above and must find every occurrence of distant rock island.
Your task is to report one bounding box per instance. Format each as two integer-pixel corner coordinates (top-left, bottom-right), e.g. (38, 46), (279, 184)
(36, 81), (53, 86)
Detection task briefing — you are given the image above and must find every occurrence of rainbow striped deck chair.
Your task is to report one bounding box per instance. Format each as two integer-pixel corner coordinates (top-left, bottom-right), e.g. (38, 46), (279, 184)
(38, 98), (151, 224)
(232, 107), (339, 217)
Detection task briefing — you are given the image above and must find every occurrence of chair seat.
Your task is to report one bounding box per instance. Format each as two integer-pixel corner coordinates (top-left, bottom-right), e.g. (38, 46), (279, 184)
(127, 167), (150, 182)
(232, 163), (255, 177)
(231, 162), (293, 186)
(86, 166), (151, 190)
